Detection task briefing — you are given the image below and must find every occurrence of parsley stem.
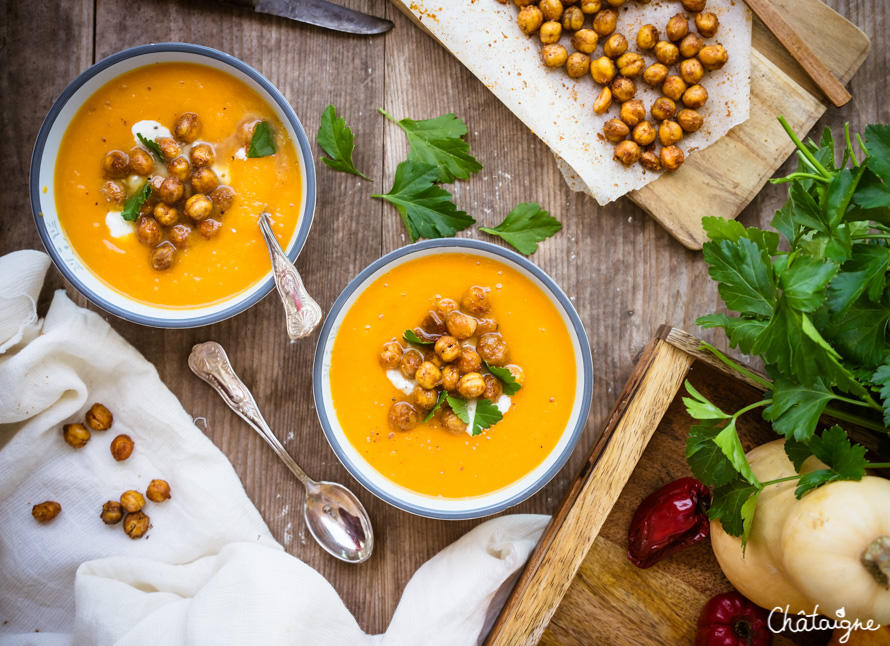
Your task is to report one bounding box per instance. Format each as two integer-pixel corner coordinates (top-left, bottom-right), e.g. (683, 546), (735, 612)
(779, 115), (832, 179)
(853, 234), (890, 240)
(845, 123), (860, 168)
(770, 173), (830, 184)
(732, 399), (772, 419)
(857, 133), (870, 157)
(697, 342), (772, 388)
(823, 405), (889, 434)
(870, 463), (890, 469)
(832, 394), (883, 412)
(761, 475), (802, 486)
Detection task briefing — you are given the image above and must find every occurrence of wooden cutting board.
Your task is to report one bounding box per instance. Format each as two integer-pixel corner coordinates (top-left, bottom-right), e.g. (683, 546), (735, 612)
(391, 0), (870, 249)
(482, 327), (871, 646)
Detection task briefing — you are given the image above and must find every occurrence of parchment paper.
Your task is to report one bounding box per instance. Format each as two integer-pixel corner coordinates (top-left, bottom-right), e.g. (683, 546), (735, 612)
(402, 0), (752, 205)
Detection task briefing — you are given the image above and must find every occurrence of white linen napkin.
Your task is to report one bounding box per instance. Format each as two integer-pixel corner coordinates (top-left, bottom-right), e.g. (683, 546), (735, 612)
(0, 250), (548, 646)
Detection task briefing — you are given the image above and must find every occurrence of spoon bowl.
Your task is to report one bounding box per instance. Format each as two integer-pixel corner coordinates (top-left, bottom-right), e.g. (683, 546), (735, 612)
(304, 480), (374, 563)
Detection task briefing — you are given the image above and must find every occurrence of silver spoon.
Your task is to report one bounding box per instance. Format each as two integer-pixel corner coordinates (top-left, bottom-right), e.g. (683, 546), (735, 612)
(188, 341), (374, 563)
(258, 212), (323, 340)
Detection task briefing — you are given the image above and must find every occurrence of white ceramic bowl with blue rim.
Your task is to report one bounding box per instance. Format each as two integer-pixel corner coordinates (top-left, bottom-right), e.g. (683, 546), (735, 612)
(30, 43), (316, 328)
(313, 239), (593, 520)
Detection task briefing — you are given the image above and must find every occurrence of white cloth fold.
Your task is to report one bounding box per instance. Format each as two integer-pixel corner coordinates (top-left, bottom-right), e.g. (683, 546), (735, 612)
(0, 250), (548, 646)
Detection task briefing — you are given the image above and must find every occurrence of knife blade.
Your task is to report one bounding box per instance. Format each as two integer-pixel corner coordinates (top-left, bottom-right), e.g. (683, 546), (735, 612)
(221, 0), (394, 35)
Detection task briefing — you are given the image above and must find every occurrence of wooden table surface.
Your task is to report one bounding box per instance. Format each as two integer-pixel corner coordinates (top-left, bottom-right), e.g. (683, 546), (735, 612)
(2, 0), (887, 635)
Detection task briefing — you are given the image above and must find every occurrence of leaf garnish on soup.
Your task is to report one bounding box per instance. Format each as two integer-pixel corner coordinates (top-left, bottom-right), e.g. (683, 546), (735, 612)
(247, 121), (276, 158)
(484, 360), (522, 396)
(121, 183), (152, 222)
(403, 329), (435, 345)
(446, 394), (503, 436)
(136, 133), (164, 161)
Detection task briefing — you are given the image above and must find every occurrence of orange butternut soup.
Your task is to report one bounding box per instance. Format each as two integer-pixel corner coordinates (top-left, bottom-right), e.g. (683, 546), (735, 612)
(54, 62), (301, 308)
(330, 254), (577, 498)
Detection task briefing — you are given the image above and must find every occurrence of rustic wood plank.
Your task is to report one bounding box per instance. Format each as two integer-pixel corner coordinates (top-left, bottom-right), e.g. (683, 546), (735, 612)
(0, 0), (886, 638)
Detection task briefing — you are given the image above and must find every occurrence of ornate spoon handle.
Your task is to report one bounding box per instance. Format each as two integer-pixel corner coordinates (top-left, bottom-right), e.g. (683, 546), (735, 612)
(188, 341), (312, 486)
(259, 212), (323, 341)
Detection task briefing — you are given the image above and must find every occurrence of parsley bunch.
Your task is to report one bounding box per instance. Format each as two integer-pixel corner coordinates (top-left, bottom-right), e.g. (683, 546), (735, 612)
(686, 117), (890, 547)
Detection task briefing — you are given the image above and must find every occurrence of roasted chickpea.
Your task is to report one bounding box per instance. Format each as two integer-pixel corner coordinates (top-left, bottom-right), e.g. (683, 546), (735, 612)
(209, 186), (236, 215)
(85, 403), (113, 431)
(476, 318), (499, 335)
(415, 361), (442, 389)
(698, 44), (728, 71)
(602, 33), (627, 58)
(580, 0), (601, 13)
(457, 373), (487, 399)
(413, 386), (439, 411)
(540, 0), (563, 21)
(123, 511), (150, 539)
(63, 423), (90, 448)
(571, 29), (599, 54)
(651, 96), (677, 121)
(632, 120), (657, 146)
(680, 58), (705, 84)
(129, 147), (155, 176)
(592, 9), (617, 36)
(101, 500), (123, 525)
(660, 145), (685, 171)
(590, 56), (617, 85)
(103, 150), (130, 179)
(32, 501), (61, 522)
(610, 76), (636, 103)
(662, 75), (688, 102)
(659, 120), (684, 146)
(619, 99), (646, 127)
(189, 143), (215, 168)
(157, 137), (181, 161)
(682, 84), (709, 108)
(483, 374), (504, 401)
(461, 286), (491, 315)
(565, 52), (591, 78)
(164, 158), (189, 184)
(136, 216), (162, 247)
(540, 21), (563, 44)
(184, 193), (213, 222)
(507, 365), (525, 386)
(666, 14), (689, 41)
(101, 180), (126, 204)
(435, 335), (462, 363)
(111, 434), (134, 461)
(153, 203), (179, 227)
(654, 41), (680, 65)
(120, 490), (146, 513)
(593, 86), (613, 114)
(604, 0), (624, 6)
(478, 333), (510, 366)
(190, 167), (219, 194)
(173, 112), (200, 143)
(640, 150), (662, 171)
(445, 311), (478, 340)
(441, 365), (461, 391)
(695, 12), (719, 38)
(541, 44), (569, 68)
(421, 348), (445, 368)
(400, 348), (423, 379)
(637, 24), (659, 50)
(439, 408), (467, 434)
(159, 176), (183, 205)
(148, 174), (165, 194)
(380, 340), (404, 368)
(616, 52), (645, 78)
(199, 218), (222, 239)
(518, 5), (544, 34)
(677, 108), (704, 132)
(514, 0), (534, 6)
(603, 118), (630, 143)
(679, 33), (703, 58)
(456, 346), (483, 375)
(613, 140), (642, 166)
(169, 224), (192, 249)
(388, 401), (419, 432)
(146, 479), (172, 503)
(682, 0), (706, 11)
(150, 243), (176, 271)
(642, 63), (669, 86)
(561, 6), (583, 31)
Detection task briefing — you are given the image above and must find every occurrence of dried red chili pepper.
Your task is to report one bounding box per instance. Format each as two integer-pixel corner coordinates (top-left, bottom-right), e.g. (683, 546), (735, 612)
(695, 592), (773, 646)
(627, 476), (711, 568)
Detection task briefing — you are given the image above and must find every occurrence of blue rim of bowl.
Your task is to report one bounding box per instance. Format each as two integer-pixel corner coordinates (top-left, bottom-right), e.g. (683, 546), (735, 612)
(312, 238), (594, 520)
(29, 42), (317, 328)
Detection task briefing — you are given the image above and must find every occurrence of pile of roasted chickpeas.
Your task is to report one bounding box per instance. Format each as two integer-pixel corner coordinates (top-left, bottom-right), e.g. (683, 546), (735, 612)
(504, 0), (728, 172)
(32, 402), (172, 540)
(100, 112), (257, 271)
(379, 286), (524, 435)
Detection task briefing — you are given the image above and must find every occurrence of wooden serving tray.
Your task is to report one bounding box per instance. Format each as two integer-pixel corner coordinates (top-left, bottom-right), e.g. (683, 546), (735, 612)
(484, 326), (834, 646)
(391, 0), (870, 250)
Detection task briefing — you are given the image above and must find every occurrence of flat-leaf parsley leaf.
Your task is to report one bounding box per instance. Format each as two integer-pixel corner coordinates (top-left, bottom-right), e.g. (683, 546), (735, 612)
(247, 121), (276, 158)
(121, 183), (152, 222)
(479, 202), (562, 255)
(317, 105), (370, 180)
